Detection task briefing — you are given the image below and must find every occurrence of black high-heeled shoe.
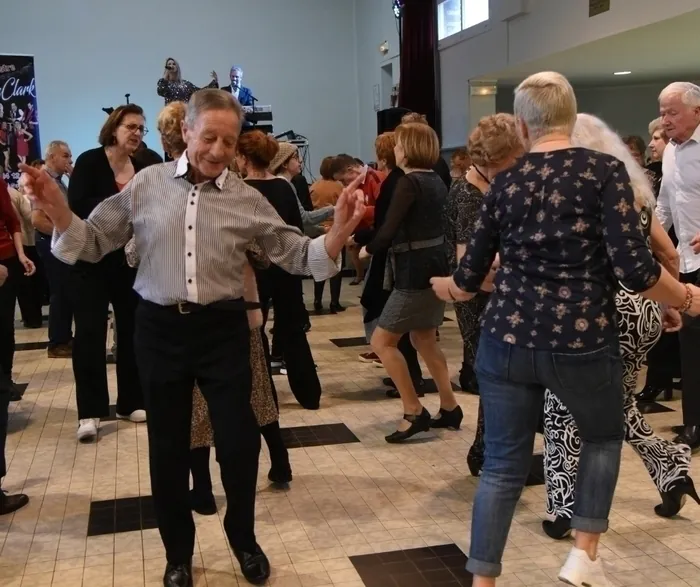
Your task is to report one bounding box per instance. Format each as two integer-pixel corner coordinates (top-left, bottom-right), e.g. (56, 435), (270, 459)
(655, 476), (700, 518)
(542, 515), (572, 540)
(430, 406), (463, 430)
(466, 446), (483, 477)
(385, 408), (431, 443)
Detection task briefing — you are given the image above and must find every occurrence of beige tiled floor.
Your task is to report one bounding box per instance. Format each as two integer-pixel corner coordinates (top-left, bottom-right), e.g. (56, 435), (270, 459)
(1, 279), (699, 586)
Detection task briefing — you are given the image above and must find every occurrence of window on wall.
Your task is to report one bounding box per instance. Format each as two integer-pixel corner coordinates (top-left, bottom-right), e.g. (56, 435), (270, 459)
(438, 0), (489, 41)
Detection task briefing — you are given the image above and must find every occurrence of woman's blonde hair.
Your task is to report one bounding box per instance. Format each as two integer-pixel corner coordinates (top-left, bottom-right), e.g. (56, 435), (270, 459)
(572, 113), (655, 209)
(395, 122), (439, 169)
(514, 71), (577, 140)
(374, 132), (397, 169)
(157, 101), (187, 158)
(468, 114), (522, 168)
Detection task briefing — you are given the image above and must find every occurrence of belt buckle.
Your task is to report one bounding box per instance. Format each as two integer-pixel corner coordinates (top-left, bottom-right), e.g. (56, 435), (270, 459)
(177, 302), (190, 315)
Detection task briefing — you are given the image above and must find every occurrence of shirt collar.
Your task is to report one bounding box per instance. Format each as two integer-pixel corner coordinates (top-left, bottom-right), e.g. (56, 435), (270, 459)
(671, 124), (700, 147)
(174, 151), (228, 190)
(43, 166), (62, 181)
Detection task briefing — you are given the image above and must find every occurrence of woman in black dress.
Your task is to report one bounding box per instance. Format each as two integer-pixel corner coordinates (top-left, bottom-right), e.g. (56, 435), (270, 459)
(235, 131), (324, 410)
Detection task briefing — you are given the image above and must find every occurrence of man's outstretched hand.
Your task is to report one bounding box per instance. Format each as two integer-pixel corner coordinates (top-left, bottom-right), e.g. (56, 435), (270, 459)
(18, 163), (73, 232)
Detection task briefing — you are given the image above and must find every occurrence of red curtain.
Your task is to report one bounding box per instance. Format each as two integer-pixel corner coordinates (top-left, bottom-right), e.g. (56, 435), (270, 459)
(398, 0), (440, 134)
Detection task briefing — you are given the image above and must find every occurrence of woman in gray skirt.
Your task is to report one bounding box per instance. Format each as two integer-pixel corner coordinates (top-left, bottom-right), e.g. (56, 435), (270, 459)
(360, 122), (461, 443)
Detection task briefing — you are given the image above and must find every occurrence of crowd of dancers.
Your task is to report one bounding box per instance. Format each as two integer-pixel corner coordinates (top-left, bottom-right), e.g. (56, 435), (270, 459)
(0, 70), (699, 587)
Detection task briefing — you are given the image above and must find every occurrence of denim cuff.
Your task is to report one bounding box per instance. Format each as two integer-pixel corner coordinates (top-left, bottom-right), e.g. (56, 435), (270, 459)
(465, 556), (501, 578)
(571, 514), (608, 534)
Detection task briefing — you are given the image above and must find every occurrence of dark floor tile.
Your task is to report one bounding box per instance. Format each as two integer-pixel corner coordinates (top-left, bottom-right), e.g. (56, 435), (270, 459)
(525, 453), (545, 486)
(87, 495), (158, 537)
(101, 405), (119, 423)
(638, 401), (675, 414)
(350, 544), (470, 587)
(15, 340), (49, 351)
(330, 336), (368, 348)
(280, 423), (360, 449)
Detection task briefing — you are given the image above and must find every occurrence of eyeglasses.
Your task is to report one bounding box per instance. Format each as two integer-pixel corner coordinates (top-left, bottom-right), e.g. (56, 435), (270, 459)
(120, 123), (148, 136)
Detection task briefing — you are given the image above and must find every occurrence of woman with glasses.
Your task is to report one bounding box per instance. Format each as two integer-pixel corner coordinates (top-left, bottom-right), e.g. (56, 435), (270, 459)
(67, 104), (148, 443)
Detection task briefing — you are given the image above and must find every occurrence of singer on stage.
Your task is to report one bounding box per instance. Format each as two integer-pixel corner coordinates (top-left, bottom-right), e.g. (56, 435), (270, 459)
(157, 57), (218, 105)
(221, 66), (255, 107)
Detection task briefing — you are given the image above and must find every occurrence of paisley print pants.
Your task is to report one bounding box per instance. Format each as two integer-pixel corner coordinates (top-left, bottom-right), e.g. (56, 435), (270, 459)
(543, 289), (691, 518)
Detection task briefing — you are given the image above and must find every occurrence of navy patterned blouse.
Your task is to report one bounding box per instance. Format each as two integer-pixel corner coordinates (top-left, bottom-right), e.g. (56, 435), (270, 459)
(454, 148), (661, 351)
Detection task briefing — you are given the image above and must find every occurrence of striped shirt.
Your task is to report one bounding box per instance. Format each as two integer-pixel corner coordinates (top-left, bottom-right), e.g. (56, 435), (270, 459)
(52, 152), (341, 305)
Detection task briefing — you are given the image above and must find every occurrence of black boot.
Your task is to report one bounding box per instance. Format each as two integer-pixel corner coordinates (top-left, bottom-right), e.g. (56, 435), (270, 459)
(655, 476), (700, 518)
(262, 422), (293, 486)
(542, 515), (572, 540)
(636, 384), (673, 403)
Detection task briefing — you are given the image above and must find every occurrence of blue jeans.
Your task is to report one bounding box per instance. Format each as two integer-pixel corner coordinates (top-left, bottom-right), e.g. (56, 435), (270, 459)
(466, 332), (624, 578)
(36, 234), (73, 347)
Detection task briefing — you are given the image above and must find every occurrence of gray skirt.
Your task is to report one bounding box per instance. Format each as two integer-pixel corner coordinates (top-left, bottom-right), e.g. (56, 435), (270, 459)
(377, 288), (445, 334)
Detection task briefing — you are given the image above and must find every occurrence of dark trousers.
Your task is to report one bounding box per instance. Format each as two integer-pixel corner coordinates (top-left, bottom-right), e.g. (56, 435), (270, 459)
(36, 234), (73, 346)
(259, 268), (322, 410)
(0, 367), (10, 479)
(0, 257), (22, 376)
(398, 333), (423, 382)
(681, 270), (700, 425)
(135, 301), (260, 564)
(16, 245), (44, 327)
(71, 261), (142, 419)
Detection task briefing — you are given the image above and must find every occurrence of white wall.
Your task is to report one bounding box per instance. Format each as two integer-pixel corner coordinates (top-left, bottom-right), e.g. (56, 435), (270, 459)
(0, 0), (359, 175)
(440, 0), (700, 147)
(353, 0), (401, 163)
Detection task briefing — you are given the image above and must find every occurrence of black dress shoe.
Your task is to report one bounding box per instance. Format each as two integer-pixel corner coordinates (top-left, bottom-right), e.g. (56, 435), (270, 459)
(329, 302), (346, 314)
(189, 489), (217, 516)
(268, 458), (293, 486)
(636, 384), (673, 403)
(655, 476), (700, 517)
(233, 544), (270, 585)
(313, 301), (323, 314)
(163, 562), (192, 587)
(9, 382), (23, 402)
(0, 490), (29, 515)
(673, 426), (700, 451)
(385, 378), (425, 398)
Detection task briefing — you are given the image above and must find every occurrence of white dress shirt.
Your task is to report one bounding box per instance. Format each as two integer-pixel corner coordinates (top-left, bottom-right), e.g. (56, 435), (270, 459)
(52, 152), (341, 306)
(657, 123), (700, 274)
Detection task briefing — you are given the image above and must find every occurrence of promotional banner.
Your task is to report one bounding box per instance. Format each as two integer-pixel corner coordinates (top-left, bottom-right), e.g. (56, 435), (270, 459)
(0, 55), (40, 187)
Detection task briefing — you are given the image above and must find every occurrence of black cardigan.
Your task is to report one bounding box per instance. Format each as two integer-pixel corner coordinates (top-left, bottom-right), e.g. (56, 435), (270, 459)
(68, 147), (147, 270)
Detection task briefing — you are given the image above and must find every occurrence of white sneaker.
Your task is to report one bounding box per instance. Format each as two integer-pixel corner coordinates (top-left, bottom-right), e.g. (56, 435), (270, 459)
(558, 547), (612, 586)
(77, 419), (99, 443)
(117, 410), (147, 423)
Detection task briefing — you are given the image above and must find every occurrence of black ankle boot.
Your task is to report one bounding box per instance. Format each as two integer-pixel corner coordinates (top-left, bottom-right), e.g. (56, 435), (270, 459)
(636, 384), (673, 403)
(189, 489), (217, 516)
(655, 476), (700, 518)
(329, 302), (346, 314)
(430, 406), (464, 430)
(542, 515), (572, 539)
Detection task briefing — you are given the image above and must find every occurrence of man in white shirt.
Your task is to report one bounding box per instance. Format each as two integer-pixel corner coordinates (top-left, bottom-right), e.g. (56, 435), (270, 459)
(656, 81), (700, 449)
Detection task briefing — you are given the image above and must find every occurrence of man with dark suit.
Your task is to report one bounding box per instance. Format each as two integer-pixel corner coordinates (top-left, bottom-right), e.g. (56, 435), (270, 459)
(221, 66), (255, 107)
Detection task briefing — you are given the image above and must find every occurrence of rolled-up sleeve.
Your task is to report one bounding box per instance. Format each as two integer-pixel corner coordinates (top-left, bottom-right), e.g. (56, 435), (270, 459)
(253, 195), (341, 281)
(52, 183), (134, 265)
(454, 190), (500, 292)
(602, 161), (662, 292)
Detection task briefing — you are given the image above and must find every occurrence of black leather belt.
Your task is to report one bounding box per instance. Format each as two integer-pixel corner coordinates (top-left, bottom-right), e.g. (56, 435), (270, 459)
(144, 298), (260, 315)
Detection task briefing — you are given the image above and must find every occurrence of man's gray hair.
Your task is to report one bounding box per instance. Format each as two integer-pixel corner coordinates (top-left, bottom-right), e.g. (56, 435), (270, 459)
(44, 140), (69, 158)
(513, 71), (577, 140)
(659, 82), (700, 107)
(185, 89), (243, 129)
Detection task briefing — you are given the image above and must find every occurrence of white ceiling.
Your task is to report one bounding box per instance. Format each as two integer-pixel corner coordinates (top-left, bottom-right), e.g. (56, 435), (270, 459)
(474, 9), (700, 86)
